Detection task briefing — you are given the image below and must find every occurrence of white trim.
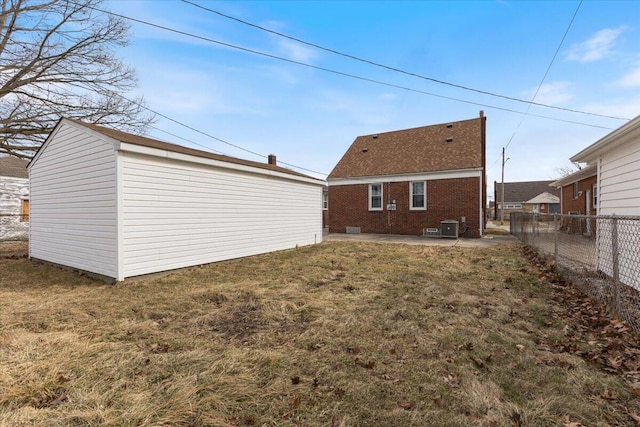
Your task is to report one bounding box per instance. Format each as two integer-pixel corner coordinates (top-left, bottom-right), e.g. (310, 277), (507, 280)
(409, 181), (426, 210)
(116, 151), (124, 282)
(479, 176), (483, 235)
(328, 168), (482, 186)
(369, 183), (383, 211)
(571, 114), (640, 164)
(119, 142), (324, 186)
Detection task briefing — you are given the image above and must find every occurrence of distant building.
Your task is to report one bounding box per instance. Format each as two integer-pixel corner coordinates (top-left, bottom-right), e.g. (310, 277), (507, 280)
(0, 156), (29, 241)
(493, 180), (560, 220)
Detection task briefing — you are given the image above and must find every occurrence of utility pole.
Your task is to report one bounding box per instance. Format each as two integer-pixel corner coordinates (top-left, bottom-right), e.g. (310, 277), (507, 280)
(501, 147), (506, 225)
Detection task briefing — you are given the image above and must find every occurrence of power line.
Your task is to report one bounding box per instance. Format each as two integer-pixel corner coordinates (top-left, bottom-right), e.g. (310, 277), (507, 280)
(181, 0), (628, 122)
(85, 4), (617, 131)
(494, 0), (582, 168)
(504, 0), (583, 151)
(58, 81), (329, 177)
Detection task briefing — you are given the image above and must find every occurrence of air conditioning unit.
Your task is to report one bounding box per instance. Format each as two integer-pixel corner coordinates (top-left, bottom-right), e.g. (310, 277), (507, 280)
(440, 220), (459, 238)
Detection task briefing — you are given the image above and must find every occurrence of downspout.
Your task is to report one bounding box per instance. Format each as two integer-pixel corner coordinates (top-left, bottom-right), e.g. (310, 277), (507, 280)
(387, 182), (392, 234)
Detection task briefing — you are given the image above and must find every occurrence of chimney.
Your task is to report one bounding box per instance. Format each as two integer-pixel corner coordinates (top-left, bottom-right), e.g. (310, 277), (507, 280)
(268, 154), (277, 165)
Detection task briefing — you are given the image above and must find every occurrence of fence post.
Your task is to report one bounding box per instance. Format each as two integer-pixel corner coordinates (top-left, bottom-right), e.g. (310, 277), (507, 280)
(554, 214), (558, 264)
(611, 215), (619, 312)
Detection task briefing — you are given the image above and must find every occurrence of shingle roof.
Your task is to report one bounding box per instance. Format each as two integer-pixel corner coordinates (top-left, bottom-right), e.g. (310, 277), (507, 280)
(60, 119), (317, 181)
(495, 181), (560, 203)
(0, 155), (29, 179)
(328, 114), (485, 179)
(526, 192), (560, 204)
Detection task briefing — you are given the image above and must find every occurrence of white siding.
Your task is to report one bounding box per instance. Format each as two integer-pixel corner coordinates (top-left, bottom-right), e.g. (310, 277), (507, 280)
(598, 137), (640, 216)
(0, 176), (29, 241)
(29, 123), (118, 278)
(121, 152), (322, 278)
(594, 132), (640, 290)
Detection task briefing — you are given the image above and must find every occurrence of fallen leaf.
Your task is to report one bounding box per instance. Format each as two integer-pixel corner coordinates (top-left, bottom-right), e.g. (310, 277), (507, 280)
(397, 401), (413, 410)
(515, 344), (525, 351)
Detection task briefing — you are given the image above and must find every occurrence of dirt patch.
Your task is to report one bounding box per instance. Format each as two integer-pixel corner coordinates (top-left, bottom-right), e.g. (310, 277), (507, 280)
(0, 241), (27, 258)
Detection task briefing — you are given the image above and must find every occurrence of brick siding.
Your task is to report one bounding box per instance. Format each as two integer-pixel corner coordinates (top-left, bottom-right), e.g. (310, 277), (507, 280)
(328, 177), (481, 237)
(561, 175), (597, 215)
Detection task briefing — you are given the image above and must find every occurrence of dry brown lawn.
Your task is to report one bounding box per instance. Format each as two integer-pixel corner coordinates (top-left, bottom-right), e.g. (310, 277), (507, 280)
(1, 240), (639, 426)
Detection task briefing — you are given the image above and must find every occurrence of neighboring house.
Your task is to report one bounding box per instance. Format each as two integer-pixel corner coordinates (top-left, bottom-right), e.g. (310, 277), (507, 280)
(493, 180), (560, 220)
(525, 191), (560, 214)
(0, 156), (29, 241)
(569, 113), (640, 291)
(322, 185), (329, 230)
(28, 118), (325, 282)
(327, 112), (486, 238)
(549, 164), (597, 215)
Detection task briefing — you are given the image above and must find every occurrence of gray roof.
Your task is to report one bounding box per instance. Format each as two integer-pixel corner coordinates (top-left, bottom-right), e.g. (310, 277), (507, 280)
(494, 180), (560, 203)
(0, 155), (29, 179)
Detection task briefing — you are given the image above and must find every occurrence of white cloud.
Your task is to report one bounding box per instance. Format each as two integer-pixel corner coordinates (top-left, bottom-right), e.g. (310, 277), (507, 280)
(276, 39), (319, 63)
(565, 27), (624, 63)
(525, 81), (574, 105)
(614, 61), (640, 87)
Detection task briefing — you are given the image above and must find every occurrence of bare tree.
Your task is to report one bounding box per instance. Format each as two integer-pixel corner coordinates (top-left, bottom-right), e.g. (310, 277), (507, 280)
(0, 0), (154, 158)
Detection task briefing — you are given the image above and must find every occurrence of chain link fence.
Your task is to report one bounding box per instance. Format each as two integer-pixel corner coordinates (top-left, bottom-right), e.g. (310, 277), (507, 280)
(0, 214), (29, 242)
(511, 212), (640, 334)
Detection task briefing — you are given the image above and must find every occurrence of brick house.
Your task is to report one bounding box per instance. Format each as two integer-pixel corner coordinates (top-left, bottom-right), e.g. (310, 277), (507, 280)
(550, 165), (597, 215)
(493, 180), (560, 220)
(327, 112), (486, 238)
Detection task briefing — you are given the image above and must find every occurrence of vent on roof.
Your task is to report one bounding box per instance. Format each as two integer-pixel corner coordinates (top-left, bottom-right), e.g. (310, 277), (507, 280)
(446, 137), (453, 142)
(372, 134), (378, 139)
(362, 147), (369, 153)
(446, 123), (453, 128)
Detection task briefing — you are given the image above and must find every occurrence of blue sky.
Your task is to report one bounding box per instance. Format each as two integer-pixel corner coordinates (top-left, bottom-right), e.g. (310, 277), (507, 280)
(107, 0), (640, 199)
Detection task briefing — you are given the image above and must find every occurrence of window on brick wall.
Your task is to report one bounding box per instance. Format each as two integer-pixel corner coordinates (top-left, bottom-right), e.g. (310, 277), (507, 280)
(369, 183), (382, 211)
(410, 181), (426, 210)
(322, 191), (328, 210)
(593, 184), (597, 208)
(573, 182), (579, 199)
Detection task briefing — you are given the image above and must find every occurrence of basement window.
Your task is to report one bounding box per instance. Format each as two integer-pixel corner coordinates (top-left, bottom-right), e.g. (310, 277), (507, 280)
(410, 181), (426, 210)
(369, 184), (383, 211)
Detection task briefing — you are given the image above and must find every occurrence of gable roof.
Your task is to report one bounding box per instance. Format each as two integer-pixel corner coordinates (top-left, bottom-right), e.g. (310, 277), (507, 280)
(0, 155), (29, 179)
(328, 113), (485, 179)
(526, 191), (560, 204)
(571, 113), (640, 164)
(32, 118), (320, 183)
(549, 164), (597, 188)
(495, 180), (559, 203)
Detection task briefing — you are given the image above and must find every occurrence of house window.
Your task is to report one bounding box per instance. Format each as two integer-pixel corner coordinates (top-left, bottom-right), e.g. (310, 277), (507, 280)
(322, 191), (328, 210)
(592, 184), (597, 208)
(573, 182), (579, 199)
(21, 199), (29, 222)
(410, 181), (426, 210)
(369, 184), (382, 211)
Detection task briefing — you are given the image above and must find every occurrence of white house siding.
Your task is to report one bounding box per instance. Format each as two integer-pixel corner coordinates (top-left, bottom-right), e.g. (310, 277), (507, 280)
(598, 139), (640, 216)
(29, 123), (118, 278)
(594, 135), (640, 290)
(121, 152), (322, 278)
(0, 176), (29, 241)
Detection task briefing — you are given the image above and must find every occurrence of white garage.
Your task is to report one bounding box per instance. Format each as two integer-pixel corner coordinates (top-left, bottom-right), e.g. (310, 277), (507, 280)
(28, 118), (324, 281)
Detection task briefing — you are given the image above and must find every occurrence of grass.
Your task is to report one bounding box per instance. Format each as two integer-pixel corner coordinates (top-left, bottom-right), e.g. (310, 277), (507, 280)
(1, 240), (639, 426)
